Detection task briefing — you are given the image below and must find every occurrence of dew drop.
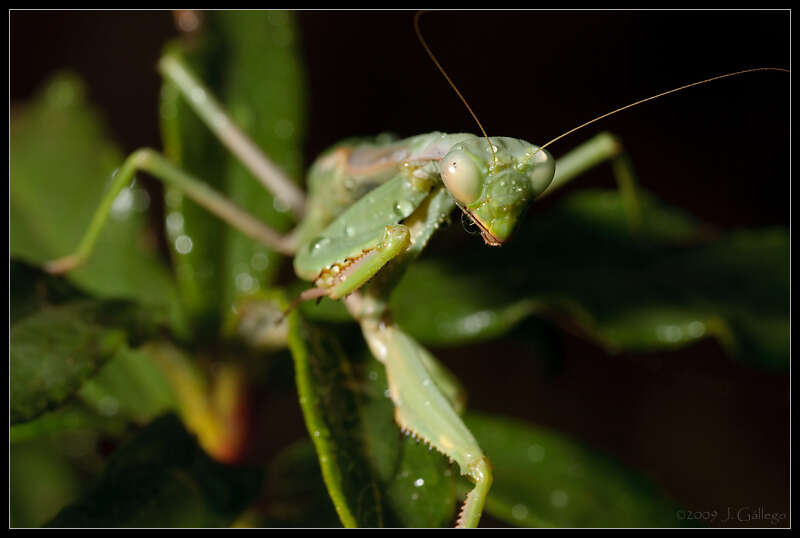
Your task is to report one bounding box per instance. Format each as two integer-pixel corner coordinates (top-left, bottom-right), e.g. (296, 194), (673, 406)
(527, 444), (545, 463)
(175, 234), (193, 254)
(110, 188), (134, 220)
(393, 200), (413, 216)
(274, 118), (295, 139)
(511, 504), (528, 520)
(97, 396), (119, 417)
(235, 272), (257, 293)
(657, 324), (683, 342)
(687, 320), (706, 337)
(250, 251), (270, 271)
(166, 212), (184, 235)
(309, 236), (329, 253)
(550, 489), (568, 508)
(414, 478), (425, 487)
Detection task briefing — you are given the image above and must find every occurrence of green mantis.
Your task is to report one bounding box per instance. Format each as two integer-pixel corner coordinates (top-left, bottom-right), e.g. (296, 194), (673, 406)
(36, 11), (788, 528)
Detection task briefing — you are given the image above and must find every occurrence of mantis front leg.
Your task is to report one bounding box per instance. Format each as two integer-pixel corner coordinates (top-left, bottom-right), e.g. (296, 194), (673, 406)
(333, 187), (492, 528)
(358, 316), (492, 528)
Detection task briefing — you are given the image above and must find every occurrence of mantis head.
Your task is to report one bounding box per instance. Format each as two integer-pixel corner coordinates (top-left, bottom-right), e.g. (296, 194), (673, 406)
(439, 136), (555, 245)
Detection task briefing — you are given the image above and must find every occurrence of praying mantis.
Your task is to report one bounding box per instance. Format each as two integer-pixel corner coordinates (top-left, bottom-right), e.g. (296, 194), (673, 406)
(22, 10), (788, 528)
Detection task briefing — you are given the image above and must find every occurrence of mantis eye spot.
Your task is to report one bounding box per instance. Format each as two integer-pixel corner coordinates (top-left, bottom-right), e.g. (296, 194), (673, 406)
(440, 150), (483, 205)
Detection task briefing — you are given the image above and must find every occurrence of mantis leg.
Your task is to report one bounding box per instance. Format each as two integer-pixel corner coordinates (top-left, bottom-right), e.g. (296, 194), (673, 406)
(542, 132), (641, 229)
(158, 53), (306, 218)
(45, 148), (295, 274)
(346, 187), (491, 527)
(359, 320), (491, 528)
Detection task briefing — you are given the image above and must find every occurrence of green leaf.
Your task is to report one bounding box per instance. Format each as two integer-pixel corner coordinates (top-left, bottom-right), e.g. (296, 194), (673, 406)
(10, 403), (125, 445)
(10, 73), (183, 331)
(287, 309), (456, 527)
(11, 260), (87, 325)
(392, 189), (788, 370)
(46, 414), (262, 528)
(248, 440), (342, 527)
(78, 347), (177, 424)
(11, 437), (85, 527)
(11, 299), (159, 425)
(160, 11), (305, 335)
(464, 412), (683, 527)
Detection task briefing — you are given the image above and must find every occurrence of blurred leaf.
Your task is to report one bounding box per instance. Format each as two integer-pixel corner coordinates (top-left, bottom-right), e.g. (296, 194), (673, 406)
(11, 299), (160, 425)
(10, 403), (125, 444)
(10, 72), (184, 332)
(392, 189), (788, 370)
(287, 309), (456, 527)
(46, 413), (262, 528)
(11, 259), (87, 325)
(78, 347), (177, 425)
(464, 413), (683, 527)
(160, 11), (305, 335)
(11, 438), (84, 527)
(391, 262), (541, 346)
(245, 440), (342, 527)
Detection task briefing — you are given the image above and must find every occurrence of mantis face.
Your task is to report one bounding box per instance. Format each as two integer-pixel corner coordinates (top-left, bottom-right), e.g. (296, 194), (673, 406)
(439, 136), (555, 245)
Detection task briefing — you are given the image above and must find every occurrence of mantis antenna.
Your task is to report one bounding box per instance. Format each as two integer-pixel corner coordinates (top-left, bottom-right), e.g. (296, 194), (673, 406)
(535, 67), (789, 156)
(414, 11), (498, 168)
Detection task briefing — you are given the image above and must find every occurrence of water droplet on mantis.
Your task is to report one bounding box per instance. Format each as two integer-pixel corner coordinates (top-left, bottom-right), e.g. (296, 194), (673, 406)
(393, 200), (413, 217)
(309, 236), (329, 253)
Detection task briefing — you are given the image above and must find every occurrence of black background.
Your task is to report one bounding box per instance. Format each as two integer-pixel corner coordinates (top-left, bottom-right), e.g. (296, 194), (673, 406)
(11, 10), (790, 527)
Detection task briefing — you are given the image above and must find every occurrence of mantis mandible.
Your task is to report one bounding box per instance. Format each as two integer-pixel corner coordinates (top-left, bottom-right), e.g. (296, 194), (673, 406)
(43, 11), (788, 528)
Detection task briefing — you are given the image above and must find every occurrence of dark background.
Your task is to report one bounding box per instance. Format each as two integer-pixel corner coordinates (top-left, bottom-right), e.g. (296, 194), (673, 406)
(11, 10), (789, 527)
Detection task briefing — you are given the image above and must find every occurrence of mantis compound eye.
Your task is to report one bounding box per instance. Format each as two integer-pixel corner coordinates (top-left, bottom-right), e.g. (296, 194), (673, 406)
(440, 150), (484, 205)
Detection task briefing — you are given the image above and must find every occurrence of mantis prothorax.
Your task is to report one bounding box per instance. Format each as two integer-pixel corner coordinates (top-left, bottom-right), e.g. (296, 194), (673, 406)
(44, 18), (787, 526)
